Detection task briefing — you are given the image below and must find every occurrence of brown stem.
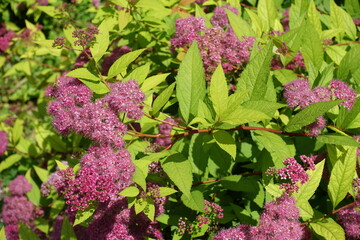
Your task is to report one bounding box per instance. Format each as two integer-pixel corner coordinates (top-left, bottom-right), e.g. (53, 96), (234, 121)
(334, 41), (360, 46)
(192, 172), (262, 187)
(144, 113), (189, 130)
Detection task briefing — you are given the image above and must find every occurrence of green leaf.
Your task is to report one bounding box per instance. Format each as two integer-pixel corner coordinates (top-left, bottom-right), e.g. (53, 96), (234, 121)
(18, 223), (40, 240)
(158, 187), (178, 197)
(338, 98), (360, 129)
(133, 160), (151, 191)
(310, 218), (345, 240)
(55, 160), (69, 170)
(107, 48), (146, 78)
(226, 9), (255, 38)
(221, 106), (271, 126)
(152, 82), (175, 115)
(0, 154), (22, 172)
(301, 21), (323, 71)
(212, 130), (236, 159)
(0, 226), (5, 240)
(66, 68), (99, 81)
(289, 0), (309, 29)
(237, 41), (273, 101)
(188, 133), (209, 176)
(285, 100), (342, 132)
(73, 204), (97, 226)
(135, 198), (148, 214)
(145, 198), (155, 221)
(337, 44), (360, 80)
(118, 9), (132, 31)
(253, 131), (295, 169)
(119, 186), (140, 197)
(265, 183), (283, 198)
(294, 160), (325, 202)
(328, 146), (357, 208)
(61, 216), (77, 240)
(176, 41), (206, 123)
(257, 0), (277, 31)
(317, 134), (360, 147)
(242, 101), (286, 118)
(141, 73), (170, 92)
(210, 65), (228, 120)
(273, 69), (298, 85)
(161, 153), (193, 198)
(181, 190), (205, 212)
(25, 170), (41, 206)
(12, 119), (24, 144)
(124, 63), (150, 84)
(296, 200), (314, 220)
(330, 0), (357, 40)
(90, 20), (109, 63)
(325, 46), (347, 65)
(307, 0), (322, 33)
(33, 166), (49, 183)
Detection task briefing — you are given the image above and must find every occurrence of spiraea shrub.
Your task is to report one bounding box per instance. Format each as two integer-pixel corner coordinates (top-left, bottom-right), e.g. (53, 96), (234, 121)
(0, 0), (360, 239)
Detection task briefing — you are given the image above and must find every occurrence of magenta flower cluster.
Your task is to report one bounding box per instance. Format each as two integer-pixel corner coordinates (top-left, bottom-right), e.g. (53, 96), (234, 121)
(1, 176), (40, 240)
(283, 79), (357, 136)
(171, 7), (255, 78)
(266, 155), (316, 194)
(72, 24), (99, 47)
(0, 130), (8, 156)
(0, 24), (15, 52)
(214, 196), (307, 240)
(47, 75), (144, 149)
(337, 203), (360, 240)
(154, 117), (178, 147)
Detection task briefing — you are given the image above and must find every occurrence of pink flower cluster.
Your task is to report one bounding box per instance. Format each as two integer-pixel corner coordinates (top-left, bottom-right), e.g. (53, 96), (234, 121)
(47, 75), (144, 149)
(0, 24), (15, 52)
(214, 196), (307, 240)
(272, 52), (306, 71)
(283, 79), (357, 136)
(154, 117), (178, 147)
(337, 203), (360, 240)
(0, 130), (8, 156)
(171, 10), (255, 78)
(72, 24), (99, 47)
(2, 176), (41, 240)
(267, 155), (316, 194)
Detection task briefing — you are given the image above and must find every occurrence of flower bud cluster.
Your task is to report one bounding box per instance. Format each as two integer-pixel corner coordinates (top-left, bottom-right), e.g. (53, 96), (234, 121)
(0, 130), (8, 156)
(171, 7), (255, 78)
(283, 79), (357, 136)
(2, 176), (42, 240)
(154, 117), (178, 147)
(177, 200), (224, 235)
(214, 196), (307, 240)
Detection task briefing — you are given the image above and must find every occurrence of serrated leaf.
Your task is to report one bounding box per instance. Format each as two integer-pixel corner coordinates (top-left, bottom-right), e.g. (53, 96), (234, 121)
(159, 187), (178, 197)
(145, 198), (155, 221)
(161, 153), (193, 198)
(18, 223), (40, 240)
(317, 134), (360, 147)
(289, 0), (309, 29)
(307, 0), (322, 33)
(257, 0), (277, 31)
(152, 82), (175, 115)
(254, 131), (295, 169)
(294, 161), (325, 202)
(141, 73), (170, 92)
(221, 175), (259, 192)
(188, 133), (209, 175)
(330, 0), (357, 40)
(338, 98), (360, 129)
(265, 183), (283, 198)
(118, 9), (132, 31)
(181, 190), (204, 212)
(285, 100), (342, 132)
(212, 130), (236, 159)
(61, 216), (77, 240)
(273, 69), (298, 85)
(33, 166), (49, 183)
(301, 21), (323, 71)
(176, 41), (206, 123)
(226, 9), (255, 38)
(242, 101), (286, 118)
(237, 41), (273, 101)
(55, 160), (68, 170)
(73, 204), (97, 226)
(124, 63), (150, 84)
(337, 44), (360, 80)
(210, 65), (228, 120)
(310, 218), (345, 240)
(133, 160), (151, 191)
(135, 198), (148, 214)
(90, 20), (109, 63)
(66, 68), (99, 81)
(25, 170), (41, 206)
(107, 48), (145, 78)
(119, 186), (140, 197)
(328, 146), (357, 208)
(297, 200), (314, 220)
(222, 106), (271, 126)
(0, 154), (22, 172)
(325, 46), (347, 65)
